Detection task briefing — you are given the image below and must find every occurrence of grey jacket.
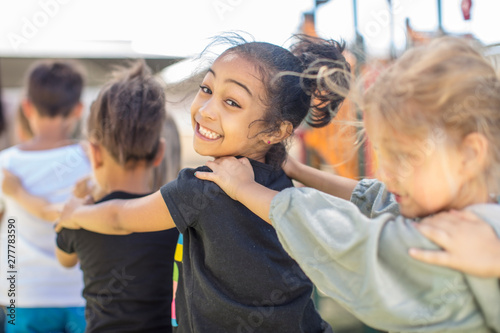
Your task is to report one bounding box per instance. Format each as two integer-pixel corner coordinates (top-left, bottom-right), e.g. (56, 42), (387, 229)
(270, 179), (500, 332)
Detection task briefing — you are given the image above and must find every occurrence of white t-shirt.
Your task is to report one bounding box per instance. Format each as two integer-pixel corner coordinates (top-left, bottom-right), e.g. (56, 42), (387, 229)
(0, 143), (90, 307)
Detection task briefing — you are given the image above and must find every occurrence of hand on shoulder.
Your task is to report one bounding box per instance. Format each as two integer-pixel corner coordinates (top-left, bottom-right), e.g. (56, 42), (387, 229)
(194, 157), (255, 201)
(410, 210), (500, 277)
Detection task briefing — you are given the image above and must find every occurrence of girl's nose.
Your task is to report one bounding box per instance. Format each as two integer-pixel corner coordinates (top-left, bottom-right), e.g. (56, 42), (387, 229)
(376, 163), (396, 187)
(199, 99), (217, 120)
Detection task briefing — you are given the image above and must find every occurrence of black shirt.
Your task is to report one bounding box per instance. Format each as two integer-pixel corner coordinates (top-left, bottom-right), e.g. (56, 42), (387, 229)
(161, 159), (332, 333)
(57, 191), (179, 333)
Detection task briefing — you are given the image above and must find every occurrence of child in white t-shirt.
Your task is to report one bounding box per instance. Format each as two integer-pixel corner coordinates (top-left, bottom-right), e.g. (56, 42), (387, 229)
(0, 60), (89, 333)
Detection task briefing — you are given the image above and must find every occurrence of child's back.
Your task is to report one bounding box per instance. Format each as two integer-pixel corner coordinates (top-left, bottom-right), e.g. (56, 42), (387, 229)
(0, 60), (89, 332)
(164, 160), (326, 332)
(0, 144), (89, 302)
(55, 61), (179, 332)
(57, 192), (178, 332)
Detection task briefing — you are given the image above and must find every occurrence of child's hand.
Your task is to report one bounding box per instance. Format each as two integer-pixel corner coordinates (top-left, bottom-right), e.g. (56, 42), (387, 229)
(54, 195), (93, 232)
(1, 169), (22, 197)
(73, 177), (106, 202)
(195, 157), (255, 201)
(73, 177), (93, 199)
(409, 210), (500, 277)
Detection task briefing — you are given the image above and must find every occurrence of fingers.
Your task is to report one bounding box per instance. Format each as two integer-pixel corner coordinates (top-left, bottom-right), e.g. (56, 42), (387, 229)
(420, 212), (454, 228)
(421, 210), (493, 237)
(203, 157), (249, 173)
(204, 160), (218, 171)
(194, 171), (215, 181)
(196, 159), (229, 182)
(54, 221), (63, 233)
(408, 248), (451, 267)
(414, 223), (451, 248)
(83, 195), (95, 205)
(448, 209), (483, 224)
(238, 157), (251, 168)
(73, 177), (93, 198)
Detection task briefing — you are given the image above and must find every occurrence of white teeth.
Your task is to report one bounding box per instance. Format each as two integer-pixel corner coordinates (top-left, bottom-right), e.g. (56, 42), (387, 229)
(199, 125), (221, 140)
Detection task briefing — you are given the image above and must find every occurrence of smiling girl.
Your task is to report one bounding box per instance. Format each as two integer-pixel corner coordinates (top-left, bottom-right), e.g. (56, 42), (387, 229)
(56, 35), (351, 332)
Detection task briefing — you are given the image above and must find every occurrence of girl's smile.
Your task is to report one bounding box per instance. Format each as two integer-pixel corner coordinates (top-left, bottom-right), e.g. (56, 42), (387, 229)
(392, 192), (403, 204)
(195, 123), (222, 141)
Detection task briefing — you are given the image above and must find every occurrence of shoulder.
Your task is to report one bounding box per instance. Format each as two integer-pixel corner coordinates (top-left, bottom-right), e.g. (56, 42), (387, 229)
(0, 146), (21, 171)
(65, 142), (90, 160)
(56, 228), (79, 253)
(57, 228), (80, 239)
(467, 204), (500, 232)
(248, 159), (292, 190)
(0, 146), (18, 161)
(161, 166), (224, 200)
(171, 166), (212, 188)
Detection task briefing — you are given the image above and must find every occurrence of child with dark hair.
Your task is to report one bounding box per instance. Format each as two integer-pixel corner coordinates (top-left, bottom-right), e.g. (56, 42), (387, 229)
(56, 35), (351, 332)
(57, 60), (179, 332)
(0, 59), (89, 333)
(3, 60), (179, 332)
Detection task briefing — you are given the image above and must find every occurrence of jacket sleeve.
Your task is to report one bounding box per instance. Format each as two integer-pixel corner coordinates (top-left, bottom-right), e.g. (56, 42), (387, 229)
(270, 187), (495, 332)
(350, 178), (400, 218)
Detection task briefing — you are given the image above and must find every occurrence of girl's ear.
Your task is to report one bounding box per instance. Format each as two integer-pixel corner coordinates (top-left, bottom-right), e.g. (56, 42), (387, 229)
(21, 99), (35, 120)
(70, 102), (84, 119)
(460, 132), (489, 178)
(88, 142), (104, 170)
(262, 121), (293, 145)
(152, 138), (166, 167)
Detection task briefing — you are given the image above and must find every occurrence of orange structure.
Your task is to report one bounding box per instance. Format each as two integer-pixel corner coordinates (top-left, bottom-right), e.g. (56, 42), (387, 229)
(298, 11), (366, 180)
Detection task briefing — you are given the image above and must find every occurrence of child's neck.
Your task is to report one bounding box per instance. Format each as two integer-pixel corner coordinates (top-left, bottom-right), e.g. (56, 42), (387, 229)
(20, 118), (75, 151)
(451, 182), (494, 210)
(102, 165), (153, 196)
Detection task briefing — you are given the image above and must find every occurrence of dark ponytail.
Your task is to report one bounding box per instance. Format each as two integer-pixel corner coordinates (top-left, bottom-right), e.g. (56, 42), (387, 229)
(291, 35), (351, 128)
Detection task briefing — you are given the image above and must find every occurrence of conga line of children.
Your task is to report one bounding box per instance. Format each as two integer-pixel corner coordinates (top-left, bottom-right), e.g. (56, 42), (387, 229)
(4, 35), (351, 332)
(2, 34), (500, 332)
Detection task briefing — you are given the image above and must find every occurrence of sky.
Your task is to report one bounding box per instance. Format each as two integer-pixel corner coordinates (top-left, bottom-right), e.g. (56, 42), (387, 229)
(0, 0), (498, 58)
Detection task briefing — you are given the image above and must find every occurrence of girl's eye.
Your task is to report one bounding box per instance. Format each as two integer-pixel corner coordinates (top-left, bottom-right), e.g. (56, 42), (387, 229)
(199, 85), (212, 94)
(225, 99), (240, 108)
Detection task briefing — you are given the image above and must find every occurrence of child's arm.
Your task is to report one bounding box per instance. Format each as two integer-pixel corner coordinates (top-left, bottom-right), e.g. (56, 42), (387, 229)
(283, 156), (358, 200)
(56, 190), (175, 235)
(55, 248), (78, 268)
(2, 169), (61, 222)
(409, 210), (500, 278)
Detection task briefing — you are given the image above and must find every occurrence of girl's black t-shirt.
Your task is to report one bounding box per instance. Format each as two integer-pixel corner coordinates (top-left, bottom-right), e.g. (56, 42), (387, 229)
(57, 191), (179, 333)
(161, 159), (332, 333)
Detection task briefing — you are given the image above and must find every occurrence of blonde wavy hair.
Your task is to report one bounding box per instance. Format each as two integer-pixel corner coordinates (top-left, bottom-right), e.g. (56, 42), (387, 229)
(357, 37), (500, 194)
